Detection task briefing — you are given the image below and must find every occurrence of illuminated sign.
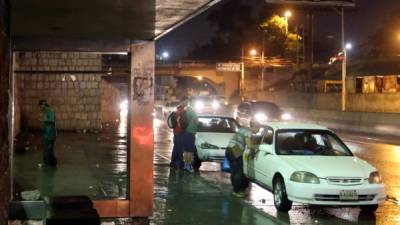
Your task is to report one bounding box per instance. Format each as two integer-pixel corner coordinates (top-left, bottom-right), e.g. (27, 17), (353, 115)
(216, 63), (242, 72)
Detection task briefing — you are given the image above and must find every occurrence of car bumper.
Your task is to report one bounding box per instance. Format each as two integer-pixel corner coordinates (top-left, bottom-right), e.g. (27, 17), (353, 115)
(197, 148), (226, 161)
(286, 180), (386, 206)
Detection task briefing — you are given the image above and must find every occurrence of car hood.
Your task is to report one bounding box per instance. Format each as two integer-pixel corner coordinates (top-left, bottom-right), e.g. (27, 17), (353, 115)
(196, 132), (235, 148)
(279, 156), (375, 178)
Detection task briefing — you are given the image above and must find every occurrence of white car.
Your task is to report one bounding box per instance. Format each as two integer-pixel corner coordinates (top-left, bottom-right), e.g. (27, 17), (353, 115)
(193, 114), (240, 169)
(243, 122), (386, 212)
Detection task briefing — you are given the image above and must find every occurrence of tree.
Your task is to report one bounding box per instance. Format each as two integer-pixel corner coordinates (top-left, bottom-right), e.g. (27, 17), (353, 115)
(259, 15), (302, 59)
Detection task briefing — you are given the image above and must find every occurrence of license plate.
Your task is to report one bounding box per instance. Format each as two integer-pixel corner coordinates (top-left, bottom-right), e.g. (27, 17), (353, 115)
(339, 190), (358, 200)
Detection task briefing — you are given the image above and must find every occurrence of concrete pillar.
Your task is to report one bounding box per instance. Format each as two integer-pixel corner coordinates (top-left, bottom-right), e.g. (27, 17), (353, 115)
(223, 72), (240, 102)
(0, 0), (10, 224)
(129, 41), (154, 217)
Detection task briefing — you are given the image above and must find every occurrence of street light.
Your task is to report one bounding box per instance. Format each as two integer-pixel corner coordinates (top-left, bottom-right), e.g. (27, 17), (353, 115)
(249, 49), (257, 57)
(162, 51), (169, 59)
(284, 10), (292, 33)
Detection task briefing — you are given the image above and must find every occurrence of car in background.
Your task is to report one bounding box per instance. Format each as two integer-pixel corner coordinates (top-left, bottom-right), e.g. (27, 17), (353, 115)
(235, 101), (291, 127)
(193, 114), (240, 170)
(243, 122), (386, 212)
(190, 95), (227, 114)
(163, 100), (180, 117)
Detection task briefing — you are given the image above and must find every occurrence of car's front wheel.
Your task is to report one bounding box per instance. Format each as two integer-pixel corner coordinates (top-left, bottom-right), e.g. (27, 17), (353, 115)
(360, 204), (378, 212)
(273, 176), (292, 212)
(192, 151), (202, 171)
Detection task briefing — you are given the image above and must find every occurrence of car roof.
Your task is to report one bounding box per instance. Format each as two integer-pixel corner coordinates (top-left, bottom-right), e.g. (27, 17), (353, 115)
(260, 121), (329, 131)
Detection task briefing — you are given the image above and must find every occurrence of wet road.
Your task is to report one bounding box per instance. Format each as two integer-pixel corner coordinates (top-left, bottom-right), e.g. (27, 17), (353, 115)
(152, 118), (400, 225)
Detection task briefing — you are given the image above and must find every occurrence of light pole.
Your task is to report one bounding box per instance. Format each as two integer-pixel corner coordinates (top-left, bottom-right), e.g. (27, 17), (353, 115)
(284, 10), (292, 34)
(341, 8), (346, 111)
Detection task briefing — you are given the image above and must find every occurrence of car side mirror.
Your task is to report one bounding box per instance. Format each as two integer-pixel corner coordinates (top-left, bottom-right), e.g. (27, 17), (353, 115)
(259, 144), (274, 155)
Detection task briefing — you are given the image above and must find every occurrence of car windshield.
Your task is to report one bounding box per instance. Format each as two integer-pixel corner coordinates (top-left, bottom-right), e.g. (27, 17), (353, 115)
(276, 130), (353, 156)
(198, 117), (239, 133)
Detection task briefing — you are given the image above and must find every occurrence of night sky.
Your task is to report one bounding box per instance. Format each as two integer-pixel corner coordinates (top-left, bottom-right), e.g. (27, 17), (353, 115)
(157, 0), (400, 60)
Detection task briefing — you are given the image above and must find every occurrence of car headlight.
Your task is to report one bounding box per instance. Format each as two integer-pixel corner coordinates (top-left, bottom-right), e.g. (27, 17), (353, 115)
(281, 113), (292, 120)
(254, 113), (267, 122)
(195, 101), (204, 110)
(212, 101), (220, 109)
(369, 171), (382, 184)
(200, 142), (220, 149)
(290, 171), (320, 184)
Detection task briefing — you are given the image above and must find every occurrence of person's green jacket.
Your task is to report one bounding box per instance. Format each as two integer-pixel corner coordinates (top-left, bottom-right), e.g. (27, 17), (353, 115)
(43, 106), (57, 141)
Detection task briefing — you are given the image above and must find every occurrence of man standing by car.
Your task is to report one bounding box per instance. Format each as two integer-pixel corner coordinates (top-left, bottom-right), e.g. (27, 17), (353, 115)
(168, 102), (186, 169)
(226, 124), (259, 197)
(181, 99), (198, 173)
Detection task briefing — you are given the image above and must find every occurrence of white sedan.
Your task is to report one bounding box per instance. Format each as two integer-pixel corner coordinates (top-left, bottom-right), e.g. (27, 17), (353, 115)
(243, 122), (386, 212)
(193, 114), (240, 170)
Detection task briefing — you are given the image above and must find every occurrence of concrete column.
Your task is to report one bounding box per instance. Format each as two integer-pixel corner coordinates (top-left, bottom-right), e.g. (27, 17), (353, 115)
(0, 0), (11, 224)
(223, 72), (240, 102)
(129, 41), (154, 217)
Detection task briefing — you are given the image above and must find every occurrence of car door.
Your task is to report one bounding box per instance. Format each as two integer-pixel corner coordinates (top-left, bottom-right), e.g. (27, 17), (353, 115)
(252, 126), (276, 188)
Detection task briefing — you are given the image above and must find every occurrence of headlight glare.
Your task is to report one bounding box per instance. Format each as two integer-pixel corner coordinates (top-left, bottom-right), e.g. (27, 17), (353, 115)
(195, 101), (204, 110)
(212, 101), (220, 109)
(254, 113), (267, 122)
(369, 171), (382, 184)
(290, 171), (320, 184)
(281, 113), (292, 120)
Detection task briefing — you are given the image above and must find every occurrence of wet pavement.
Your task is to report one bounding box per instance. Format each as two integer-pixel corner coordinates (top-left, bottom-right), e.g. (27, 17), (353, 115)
(14, 120), (128, 200)
(13, 116), (400, 224)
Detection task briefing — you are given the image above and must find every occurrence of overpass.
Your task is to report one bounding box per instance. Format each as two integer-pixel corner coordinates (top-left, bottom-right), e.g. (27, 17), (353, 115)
(156, 61), (240, 100)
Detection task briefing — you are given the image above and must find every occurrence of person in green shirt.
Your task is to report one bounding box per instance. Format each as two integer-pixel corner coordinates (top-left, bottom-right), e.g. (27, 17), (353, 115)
(226, 124), (260, 197)
(39, 100), (57, 167)
(180, 99), (198, 173)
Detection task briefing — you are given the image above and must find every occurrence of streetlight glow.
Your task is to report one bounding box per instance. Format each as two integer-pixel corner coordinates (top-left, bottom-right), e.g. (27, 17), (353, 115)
(162, 51), (169, 58)
(284, 10), (292, 18)
(249, 49), (257, 56)
(345, 43), (352, 50)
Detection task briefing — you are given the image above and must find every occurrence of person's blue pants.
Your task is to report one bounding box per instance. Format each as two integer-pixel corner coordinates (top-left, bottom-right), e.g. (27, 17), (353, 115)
(170, 133), (184, 168)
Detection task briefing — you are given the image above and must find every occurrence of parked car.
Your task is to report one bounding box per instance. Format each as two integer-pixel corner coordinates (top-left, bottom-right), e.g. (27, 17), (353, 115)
(193, 114), (240, 169)
(235, 101), (291, 127)
(243, 122), (386, 212)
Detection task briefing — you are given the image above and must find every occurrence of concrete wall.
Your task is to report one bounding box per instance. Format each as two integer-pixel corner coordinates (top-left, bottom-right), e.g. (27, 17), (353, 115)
(254, 91), (400, 113)
(15, 52), (103, 130)
(0, 0), (10, 223)
(285, 108), (400, 137)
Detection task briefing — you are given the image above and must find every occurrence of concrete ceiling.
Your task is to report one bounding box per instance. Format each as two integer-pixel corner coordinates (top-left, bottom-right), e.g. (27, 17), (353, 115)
(12, 0), (219, 40)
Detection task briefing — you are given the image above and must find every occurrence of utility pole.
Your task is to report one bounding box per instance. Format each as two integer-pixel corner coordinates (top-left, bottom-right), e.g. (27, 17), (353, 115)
(241, 46), (245, 99)
(261, 31), (265, 91)
(341, 7), (346, 111)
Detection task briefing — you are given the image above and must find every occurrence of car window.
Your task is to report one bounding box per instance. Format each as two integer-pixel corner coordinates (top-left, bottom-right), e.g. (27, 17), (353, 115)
(198, 117), (239, 133)
(261, 127), (274, 145)
(276, 130), (353, 156)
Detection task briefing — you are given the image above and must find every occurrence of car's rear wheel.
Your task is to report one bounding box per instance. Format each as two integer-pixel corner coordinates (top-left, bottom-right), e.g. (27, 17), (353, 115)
(360, 204), (378, 212)
(273, 176), (292, 212)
